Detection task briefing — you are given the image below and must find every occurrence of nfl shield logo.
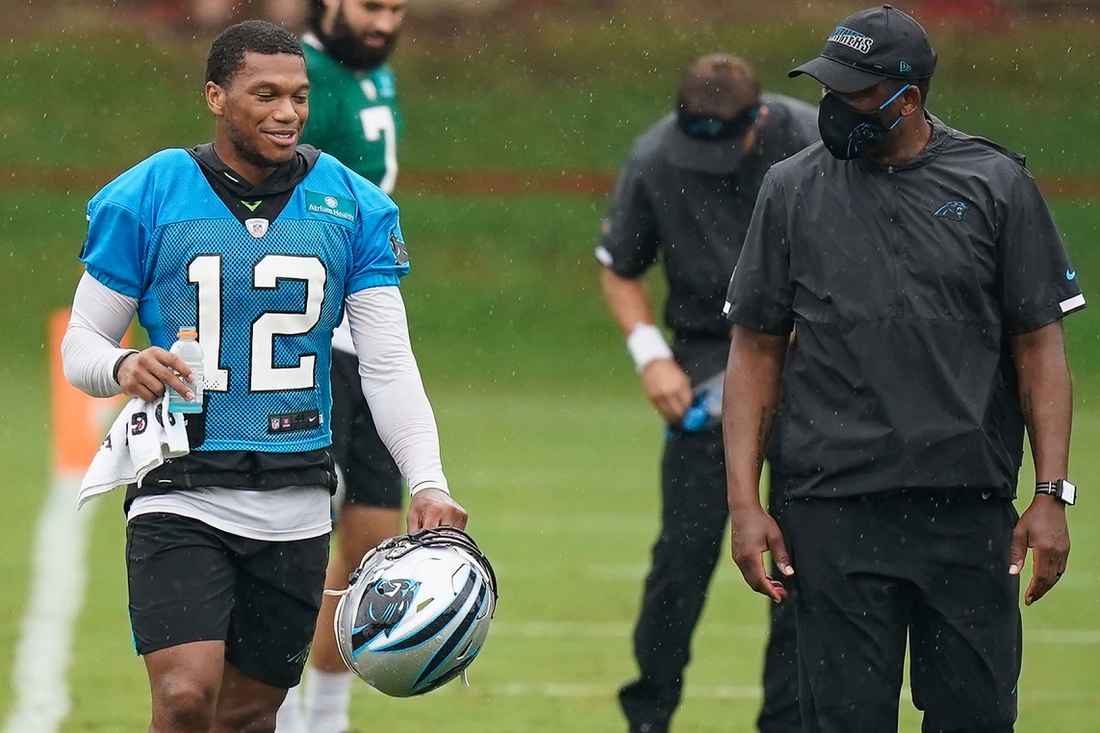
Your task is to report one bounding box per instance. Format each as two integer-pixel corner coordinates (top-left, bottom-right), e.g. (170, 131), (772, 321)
(246, 217), (269, 238)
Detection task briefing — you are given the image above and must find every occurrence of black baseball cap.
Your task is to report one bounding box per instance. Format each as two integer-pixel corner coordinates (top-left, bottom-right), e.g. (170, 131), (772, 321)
(789, 5), (937, 94)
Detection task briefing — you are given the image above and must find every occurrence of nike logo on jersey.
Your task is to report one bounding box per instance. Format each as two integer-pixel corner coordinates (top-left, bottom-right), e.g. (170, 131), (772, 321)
(1066, 269), (1077, 280)
(241, 200), (262, 211)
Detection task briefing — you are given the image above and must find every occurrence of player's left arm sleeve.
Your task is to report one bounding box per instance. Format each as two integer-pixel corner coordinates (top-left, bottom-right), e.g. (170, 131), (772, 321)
(999, 167), (1086, 334)
(346, 286), (448, 495)
(347, 201), (409, 294)
(61, 272), (139, 397)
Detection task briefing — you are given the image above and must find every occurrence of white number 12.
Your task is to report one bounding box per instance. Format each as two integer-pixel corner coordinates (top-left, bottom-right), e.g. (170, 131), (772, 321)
(187, 254), (327, 392)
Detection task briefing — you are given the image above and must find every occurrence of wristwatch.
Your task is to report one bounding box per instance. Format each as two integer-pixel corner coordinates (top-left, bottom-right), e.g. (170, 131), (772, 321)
(1035, 479), (1077, 506)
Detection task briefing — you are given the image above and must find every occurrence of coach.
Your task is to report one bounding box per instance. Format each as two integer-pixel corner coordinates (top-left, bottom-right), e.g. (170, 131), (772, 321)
(722, 5), (1085, 731)
(596, 54), (816, 733)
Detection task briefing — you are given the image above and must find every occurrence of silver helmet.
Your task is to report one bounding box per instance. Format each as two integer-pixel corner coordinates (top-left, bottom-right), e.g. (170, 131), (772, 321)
(331, 526), (498, 697)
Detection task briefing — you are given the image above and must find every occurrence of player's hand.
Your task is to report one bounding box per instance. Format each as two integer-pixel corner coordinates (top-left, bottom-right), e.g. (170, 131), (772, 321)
(729, 502), (792, 604)
(641, 358), (693, 424)
(407, 488), (468, 532)
(116, 347), (195, 403)
(1010, 493), (1069, 606)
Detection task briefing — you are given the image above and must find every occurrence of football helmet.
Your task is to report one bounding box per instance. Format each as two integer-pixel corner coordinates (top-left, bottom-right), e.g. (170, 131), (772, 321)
(331, 526), (498, 697)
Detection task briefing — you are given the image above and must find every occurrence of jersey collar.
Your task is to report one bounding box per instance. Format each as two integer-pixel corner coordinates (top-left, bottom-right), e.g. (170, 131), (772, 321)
(187, 143), (321, 198)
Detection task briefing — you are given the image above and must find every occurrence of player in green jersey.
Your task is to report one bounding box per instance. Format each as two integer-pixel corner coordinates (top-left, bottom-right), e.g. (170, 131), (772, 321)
(276, 2), (409, 733)
(300, 0), (403, 194)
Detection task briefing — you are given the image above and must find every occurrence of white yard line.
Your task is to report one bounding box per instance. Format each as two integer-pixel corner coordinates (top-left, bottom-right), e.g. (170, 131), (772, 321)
(4, 474), (94, 733)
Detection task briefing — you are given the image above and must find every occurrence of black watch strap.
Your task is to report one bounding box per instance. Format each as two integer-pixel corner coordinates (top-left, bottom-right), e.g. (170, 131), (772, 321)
(1036, 479), (1077, 506)
(112, 350), (138, 384)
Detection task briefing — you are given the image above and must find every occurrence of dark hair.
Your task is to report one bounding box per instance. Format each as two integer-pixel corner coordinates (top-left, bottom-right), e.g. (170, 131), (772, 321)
(678, 54), (760, 118)
(914, 77), (932, 106)
(205, 19), (304, 87)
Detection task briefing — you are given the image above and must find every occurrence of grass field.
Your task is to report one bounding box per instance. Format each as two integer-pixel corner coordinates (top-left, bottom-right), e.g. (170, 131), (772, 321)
(3, 2), (1100, 731)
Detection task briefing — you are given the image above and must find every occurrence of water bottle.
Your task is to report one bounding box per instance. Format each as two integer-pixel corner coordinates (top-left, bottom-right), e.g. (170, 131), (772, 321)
(167, 326), (204, 414)
(679, 371), (724, 433)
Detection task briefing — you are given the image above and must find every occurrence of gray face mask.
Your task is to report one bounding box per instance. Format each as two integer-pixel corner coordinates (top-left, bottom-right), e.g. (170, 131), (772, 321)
(817, 84), (910, 160)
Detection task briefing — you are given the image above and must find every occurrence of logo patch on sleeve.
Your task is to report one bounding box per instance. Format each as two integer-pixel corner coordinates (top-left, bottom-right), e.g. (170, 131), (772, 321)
(305, 191), (357, 222)
(390, 231), (409, 265)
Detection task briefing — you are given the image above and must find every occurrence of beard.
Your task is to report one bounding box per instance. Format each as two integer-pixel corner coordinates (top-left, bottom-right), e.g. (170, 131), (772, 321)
(320, 7), (398, 72)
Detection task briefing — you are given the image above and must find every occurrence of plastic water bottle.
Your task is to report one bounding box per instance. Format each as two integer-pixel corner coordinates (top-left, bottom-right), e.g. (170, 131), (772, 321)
(679, 371), (724, 433)
(167, 326), (204, 414)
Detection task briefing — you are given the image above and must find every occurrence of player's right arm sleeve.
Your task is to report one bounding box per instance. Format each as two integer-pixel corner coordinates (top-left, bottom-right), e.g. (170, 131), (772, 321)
(345, 286), (448, 496)
(61, 272), (139, 397)
(723, 172), (794, 335)
(594, 157), (660, 277)
(80, 200), (147, 298)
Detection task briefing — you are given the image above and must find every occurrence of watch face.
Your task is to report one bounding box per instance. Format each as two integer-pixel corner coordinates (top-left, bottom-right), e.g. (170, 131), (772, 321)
(1060, 479), (1078, 506)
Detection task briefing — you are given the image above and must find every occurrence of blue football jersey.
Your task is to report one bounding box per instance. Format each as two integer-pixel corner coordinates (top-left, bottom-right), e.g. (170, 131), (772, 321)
(81, 149), (409, 452)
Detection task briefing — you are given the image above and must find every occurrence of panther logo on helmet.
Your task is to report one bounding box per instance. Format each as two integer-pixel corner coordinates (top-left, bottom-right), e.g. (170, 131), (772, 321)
(331, 526), (498, 698)
(351, 578), (420, 650)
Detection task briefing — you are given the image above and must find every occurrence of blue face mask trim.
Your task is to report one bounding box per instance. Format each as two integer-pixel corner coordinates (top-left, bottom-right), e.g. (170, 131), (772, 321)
(818, 84), (912, 160)
(879, 84), (912, 131)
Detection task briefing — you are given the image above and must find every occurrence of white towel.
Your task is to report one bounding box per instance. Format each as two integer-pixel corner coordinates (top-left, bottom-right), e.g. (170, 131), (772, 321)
(78, 396), (190, 509)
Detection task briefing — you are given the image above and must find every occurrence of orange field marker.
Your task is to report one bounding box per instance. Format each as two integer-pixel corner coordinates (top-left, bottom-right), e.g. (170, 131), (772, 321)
(49, 310), (129, 474)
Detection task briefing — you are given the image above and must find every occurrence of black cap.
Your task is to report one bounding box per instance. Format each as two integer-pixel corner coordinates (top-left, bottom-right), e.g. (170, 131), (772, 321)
(789, 5), (936, 93)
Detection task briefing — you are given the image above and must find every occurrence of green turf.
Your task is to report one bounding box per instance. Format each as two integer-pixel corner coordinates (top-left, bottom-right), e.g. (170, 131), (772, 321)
(3, 4), (1100, 730)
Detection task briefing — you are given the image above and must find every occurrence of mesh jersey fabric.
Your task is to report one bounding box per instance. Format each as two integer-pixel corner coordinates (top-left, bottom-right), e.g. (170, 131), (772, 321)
(81, 148), (409, 453)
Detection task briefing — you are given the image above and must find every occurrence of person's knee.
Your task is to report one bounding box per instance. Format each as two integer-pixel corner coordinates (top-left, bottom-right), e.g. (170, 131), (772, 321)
(151, 675), (217, 731)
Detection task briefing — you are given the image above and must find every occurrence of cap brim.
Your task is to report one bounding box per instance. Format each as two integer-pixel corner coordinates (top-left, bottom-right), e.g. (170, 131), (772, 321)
(657, 121), (747, 175)
(788, 56), (887, 94)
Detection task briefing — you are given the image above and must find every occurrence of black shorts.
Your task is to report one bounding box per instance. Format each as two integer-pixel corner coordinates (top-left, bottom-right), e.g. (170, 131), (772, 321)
(126, 513), (330, 689)
(329, 349), (403, 509)
(784, 490), (1020, 733)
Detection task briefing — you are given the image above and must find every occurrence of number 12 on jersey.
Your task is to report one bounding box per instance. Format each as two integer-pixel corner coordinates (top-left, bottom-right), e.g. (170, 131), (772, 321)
(188, 254), (328, 393)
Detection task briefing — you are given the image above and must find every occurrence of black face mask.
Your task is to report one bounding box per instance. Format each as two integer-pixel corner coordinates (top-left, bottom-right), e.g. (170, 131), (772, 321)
(818, 85), (910, 160)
